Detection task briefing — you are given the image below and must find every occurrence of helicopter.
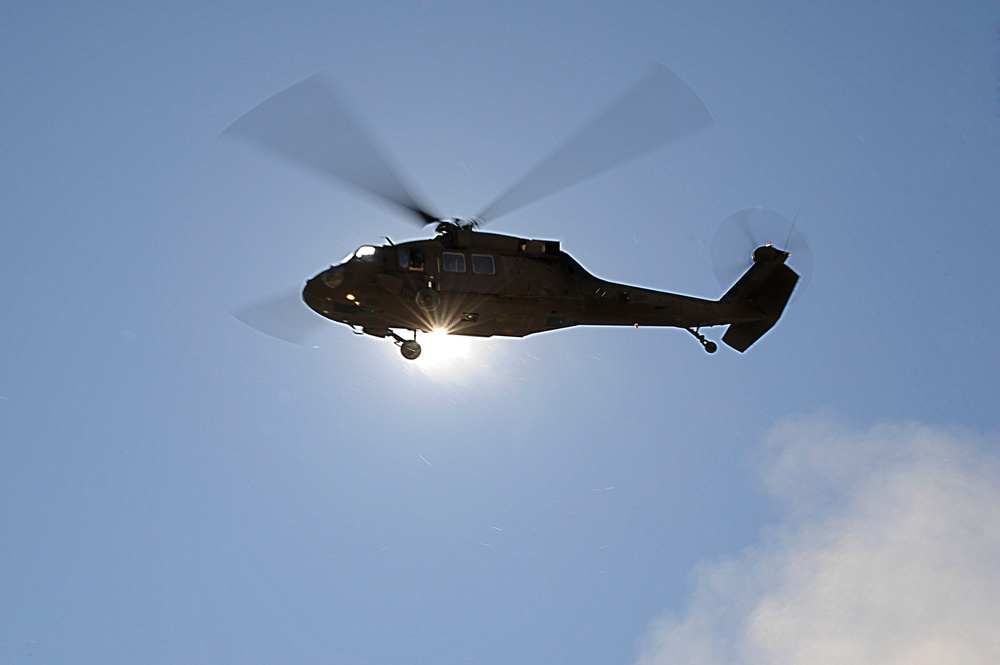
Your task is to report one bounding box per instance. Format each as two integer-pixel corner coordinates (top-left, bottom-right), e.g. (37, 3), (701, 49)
(225, 66), (802, 360)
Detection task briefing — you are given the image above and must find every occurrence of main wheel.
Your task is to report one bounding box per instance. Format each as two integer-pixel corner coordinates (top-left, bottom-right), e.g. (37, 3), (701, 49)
(400, 340), (422, 360)
(704, 341), (718, 354)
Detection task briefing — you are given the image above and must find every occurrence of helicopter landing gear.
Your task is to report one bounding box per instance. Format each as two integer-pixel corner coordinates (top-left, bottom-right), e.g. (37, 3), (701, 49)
(388, 329), (422, 360)
(400, 340), (422, 360)
(687, 327), (717, 354)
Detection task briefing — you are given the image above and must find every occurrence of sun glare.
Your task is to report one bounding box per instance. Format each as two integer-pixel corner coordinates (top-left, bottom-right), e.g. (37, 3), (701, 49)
(414, 328), (474, 375)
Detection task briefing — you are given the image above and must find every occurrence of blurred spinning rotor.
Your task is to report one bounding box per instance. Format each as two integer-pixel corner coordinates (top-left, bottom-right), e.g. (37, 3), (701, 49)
(711, 207), (813, 301)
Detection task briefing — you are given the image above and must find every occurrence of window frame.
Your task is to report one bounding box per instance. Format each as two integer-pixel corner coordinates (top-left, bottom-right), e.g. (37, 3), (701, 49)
(442, 251), (467, 273)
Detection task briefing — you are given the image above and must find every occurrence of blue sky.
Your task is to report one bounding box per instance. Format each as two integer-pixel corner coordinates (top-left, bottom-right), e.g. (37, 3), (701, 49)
(3, 2), (999, 663)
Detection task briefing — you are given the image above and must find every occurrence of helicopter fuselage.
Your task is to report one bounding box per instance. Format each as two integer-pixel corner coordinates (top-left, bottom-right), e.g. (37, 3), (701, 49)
(301, 226), (765, 343)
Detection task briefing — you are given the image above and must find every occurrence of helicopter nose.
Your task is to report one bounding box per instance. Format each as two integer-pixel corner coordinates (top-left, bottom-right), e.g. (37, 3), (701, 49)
(320, 266), (344, 289)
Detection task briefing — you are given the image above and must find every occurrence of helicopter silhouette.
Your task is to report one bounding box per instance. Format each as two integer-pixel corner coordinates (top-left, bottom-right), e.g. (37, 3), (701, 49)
(225, 66), (802, 360)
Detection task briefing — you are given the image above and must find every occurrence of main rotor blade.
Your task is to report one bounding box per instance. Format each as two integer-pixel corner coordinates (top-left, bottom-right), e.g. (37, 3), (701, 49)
(234, 289), (328, 346)
(222, 76), (439, 226)
(476, 65), (713, 224)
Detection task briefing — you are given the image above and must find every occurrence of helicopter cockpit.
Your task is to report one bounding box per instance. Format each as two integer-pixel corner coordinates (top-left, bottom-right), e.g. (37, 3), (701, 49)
(338, 245), (382, 266)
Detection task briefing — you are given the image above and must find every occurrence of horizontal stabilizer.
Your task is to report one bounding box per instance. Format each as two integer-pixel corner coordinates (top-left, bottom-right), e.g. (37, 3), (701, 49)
(721, 262), (799, 352)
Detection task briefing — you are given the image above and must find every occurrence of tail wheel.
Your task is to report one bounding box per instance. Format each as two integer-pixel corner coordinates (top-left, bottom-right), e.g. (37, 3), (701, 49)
(687, 327), (718, 354)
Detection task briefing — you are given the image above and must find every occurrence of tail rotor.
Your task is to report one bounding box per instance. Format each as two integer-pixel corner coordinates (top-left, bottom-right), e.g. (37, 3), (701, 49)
(711, 207), (813, 301)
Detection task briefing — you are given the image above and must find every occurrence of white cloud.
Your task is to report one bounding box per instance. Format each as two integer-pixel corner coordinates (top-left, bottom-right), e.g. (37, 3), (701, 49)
(636, 416), (1000, 665)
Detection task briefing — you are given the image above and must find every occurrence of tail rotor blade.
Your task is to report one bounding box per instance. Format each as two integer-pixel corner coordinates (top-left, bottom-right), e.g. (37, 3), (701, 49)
(712, 208), (814, 301)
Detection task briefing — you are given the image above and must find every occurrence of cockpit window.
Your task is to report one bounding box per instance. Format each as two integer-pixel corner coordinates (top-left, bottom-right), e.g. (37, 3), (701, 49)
(340, 245), (381, 265)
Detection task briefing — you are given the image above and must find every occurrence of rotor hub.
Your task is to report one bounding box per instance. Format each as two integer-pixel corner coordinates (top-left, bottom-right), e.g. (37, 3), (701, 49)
(752, 244), (787, 263)
(435, 218), (481, 234)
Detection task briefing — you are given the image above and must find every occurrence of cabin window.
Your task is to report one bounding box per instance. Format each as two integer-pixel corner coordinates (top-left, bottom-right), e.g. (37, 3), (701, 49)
(472, 254), (495, 275)
(442, 252), (466, 273)
(398, 249), (409, 269)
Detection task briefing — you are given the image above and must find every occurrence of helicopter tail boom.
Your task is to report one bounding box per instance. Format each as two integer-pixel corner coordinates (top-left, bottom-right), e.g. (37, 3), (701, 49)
(719, 259), (799, 352)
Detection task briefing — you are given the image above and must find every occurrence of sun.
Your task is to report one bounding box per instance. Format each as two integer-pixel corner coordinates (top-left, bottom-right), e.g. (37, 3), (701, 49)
(413, 328), (474, 375)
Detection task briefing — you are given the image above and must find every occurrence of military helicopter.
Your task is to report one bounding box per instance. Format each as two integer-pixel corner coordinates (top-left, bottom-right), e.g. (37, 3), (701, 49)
(225, 67), (802, 360)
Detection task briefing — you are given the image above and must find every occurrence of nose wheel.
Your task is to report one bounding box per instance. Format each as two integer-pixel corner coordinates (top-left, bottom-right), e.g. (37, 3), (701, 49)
(687, 327), (718, 354)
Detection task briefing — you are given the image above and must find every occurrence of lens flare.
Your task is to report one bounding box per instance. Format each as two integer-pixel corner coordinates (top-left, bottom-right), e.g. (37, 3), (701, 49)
(414, 328), (473, 376)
